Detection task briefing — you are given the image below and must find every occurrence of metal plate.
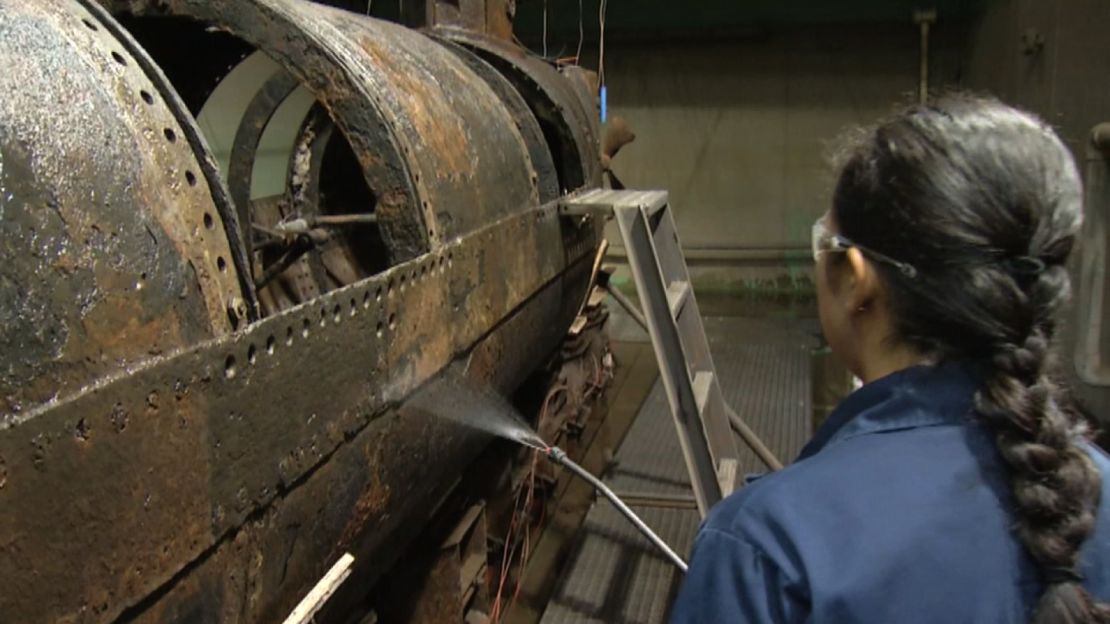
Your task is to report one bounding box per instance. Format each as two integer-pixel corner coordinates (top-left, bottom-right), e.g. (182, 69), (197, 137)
(433, 26), (603, 192)
(0, 0), (246, 417)
(0, 197), (600, 622)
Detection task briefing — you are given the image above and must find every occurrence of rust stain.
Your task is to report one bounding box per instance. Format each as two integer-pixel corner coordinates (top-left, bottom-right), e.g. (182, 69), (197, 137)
(337, 470), (392, 552)
(352, 30), (472, 176)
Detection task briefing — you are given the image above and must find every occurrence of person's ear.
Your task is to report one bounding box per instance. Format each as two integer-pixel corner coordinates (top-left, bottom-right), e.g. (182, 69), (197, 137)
(845, 248), (880, 313)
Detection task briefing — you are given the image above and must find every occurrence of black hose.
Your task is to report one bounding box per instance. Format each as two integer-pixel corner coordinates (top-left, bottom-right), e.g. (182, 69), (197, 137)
(546, 446), (689, 573)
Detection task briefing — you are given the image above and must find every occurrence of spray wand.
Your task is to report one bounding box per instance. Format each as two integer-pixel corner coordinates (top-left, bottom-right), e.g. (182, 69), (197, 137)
(543, 445), (689, 573)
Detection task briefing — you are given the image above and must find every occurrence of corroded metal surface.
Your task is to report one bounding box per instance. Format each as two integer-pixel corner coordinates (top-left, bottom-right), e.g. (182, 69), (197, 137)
(1, 0), (604, 621)
(78, 0), (260, 320)
(110, 0), (546, 260)
(561, 64), (603, 152)
(0, 201), (598, 622)
(434, 26), (603, 193)
(0, 0), (245, 417)
(437, 37), (561, 204)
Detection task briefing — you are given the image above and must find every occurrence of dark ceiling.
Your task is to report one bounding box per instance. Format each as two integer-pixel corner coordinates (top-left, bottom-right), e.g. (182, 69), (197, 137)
(316, 0), (990, 51)
(513, 0), (989, 45)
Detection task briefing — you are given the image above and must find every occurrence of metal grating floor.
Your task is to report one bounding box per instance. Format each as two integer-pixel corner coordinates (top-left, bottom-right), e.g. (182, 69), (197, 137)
(540, 316), (816, 624)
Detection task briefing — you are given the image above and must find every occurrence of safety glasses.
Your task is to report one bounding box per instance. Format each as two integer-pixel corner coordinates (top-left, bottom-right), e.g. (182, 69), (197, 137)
(811, 215), (918, 278)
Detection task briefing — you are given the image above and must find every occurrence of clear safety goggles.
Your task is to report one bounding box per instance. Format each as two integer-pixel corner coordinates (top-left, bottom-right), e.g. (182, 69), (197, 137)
(811, 215), (917, 278)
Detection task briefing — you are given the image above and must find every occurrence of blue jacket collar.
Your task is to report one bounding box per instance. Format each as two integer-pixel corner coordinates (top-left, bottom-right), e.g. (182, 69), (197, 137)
(797, 361), (982, 461)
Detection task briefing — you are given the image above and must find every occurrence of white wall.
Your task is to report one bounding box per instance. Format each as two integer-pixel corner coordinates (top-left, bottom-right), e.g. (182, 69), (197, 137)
(196, 52), (317, 200)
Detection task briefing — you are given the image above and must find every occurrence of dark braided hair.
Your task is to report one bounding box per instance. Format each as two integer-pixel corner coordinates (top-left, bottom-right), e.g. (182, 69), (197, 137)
(832, 94), (1107, 623)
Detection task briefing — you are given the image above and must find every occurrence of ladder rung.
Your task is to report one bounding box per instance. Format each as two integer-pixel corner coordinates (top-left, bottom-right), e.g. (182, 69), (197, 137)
(666, 280), (691, 318)
(717, 458), (738, 497)
(692, 370), (714, 415)
(560, 189), (668, 218)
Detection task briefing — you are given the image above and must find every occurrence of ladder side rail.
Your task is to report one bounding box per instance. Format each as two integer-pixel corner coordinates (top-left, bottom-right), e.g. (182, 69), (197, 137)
(615, 204), (723, 516)
(649, 207), (742, 492)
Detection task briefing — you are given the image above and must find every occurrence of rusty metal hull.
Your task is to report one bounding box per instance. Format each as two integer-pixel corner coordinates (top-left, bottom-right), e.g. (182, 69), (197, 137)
(433, 27), (604, 193)
(0, 0), (602, 621)
(110, 0), (555, 261)
(0, 202), (598, 623)
(0, 0), (246, 418)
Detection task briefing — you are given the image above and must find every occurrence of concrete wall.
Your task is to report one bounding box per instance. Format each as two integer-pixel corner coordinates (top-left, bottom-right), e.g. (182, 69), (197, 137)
(602, 20), (965, 294)
(595, 6), (1109, 415)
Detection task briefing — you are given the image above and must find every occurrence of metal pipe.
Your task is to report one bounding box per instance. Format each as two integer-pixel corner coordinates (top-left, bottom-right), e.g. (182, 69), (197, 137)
(914, 9), (937, 105)
(254, 236), (323, 291)
(726, 405), (784, 471)
(609, 491), (699, 510)
(601, 281), (649, 331)
(606, 245), (811, 263)
(545, 446), (689, 573)
(273, 214), (379, 235)
(1093, 123), (1110, 152)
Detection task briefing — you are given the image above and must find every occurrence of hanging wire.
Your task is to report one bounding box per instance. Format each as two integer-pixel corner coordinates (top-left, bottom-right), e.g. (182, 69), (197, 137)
(490, 481), (525, 622)
(490, 447), (545, 623)
(366, 0), (372, 15)
(597, 0), (608, 87)
(509, 451), (540, 612)
(542, 0), (548, 58)
(576, 0), (584, 63)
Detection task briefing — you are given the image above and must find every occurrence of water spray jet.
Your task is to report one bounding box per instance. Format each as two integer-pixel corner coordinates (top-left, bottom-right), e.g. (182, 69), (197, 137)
(414, 373), (689, 573)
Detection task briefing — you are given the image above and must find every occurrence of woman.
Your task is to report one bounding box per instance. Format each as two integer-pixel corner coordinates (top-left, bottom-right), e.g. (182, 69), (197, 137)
(670, 95), (1110, 623)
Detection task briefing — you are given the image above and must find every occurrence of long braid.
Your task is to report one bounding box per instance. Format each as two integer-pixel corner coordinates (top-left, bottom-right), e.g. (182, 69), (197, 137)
(832, 94), (1107, 622)
(976, 266), (1107, 622)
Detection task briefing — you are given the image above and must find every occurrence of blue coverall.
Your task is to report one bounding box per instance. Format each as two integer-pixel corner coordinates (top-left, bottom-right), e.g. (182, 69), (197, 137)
(671, 362), (1110, 623)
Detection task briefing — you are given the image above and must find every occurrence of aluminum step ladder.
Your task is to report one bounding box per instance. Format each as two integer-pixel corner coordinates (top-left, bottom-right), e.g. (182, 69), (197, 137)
(562, 189), (780, 517)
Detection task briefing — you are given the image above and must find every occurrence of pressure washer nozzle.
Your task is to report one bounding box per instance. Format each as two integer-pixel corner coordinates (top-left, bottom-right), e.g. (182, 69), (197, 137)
(537, 443), (689, 573)
(546, 446), (567, 465)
